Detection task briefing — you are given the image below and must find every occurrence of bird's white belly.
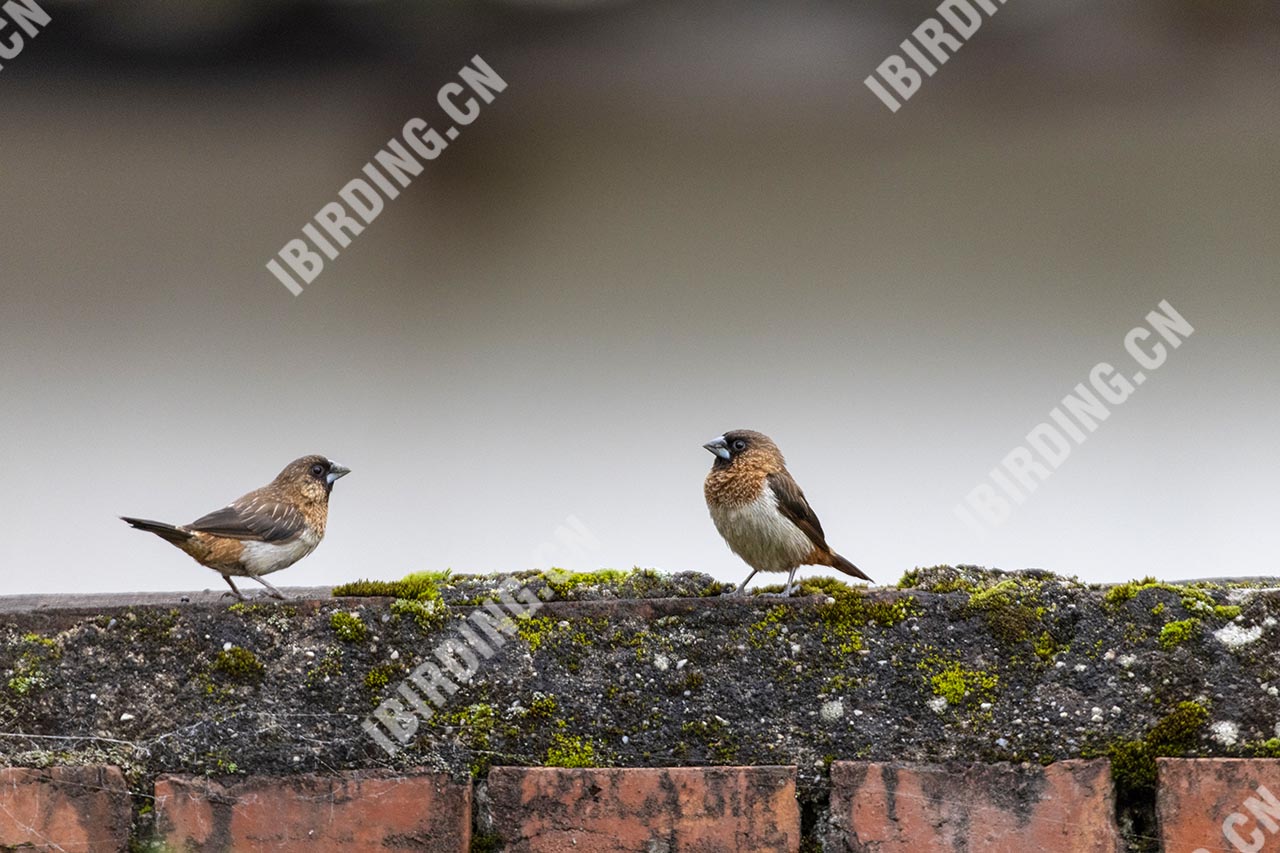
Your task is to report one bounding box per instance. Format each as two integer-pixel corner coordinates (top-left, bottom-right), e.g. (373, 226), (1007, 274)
(239, 530), (320, 576)
(710, 488), (813, 573)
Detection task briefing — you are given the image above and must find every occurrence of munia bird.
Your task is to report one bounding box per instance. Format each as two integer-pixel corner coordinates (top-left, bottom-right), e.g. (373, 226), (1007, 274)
(703, 430), (871, 596)
(122, 455), (349, 600)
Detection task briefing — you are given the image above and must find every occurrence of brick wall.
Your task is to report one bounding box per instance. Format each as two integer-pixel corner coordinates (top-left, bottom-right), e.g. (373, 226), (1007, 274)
(2, 568), (1276, 851)
(2, 759), (1276, 851)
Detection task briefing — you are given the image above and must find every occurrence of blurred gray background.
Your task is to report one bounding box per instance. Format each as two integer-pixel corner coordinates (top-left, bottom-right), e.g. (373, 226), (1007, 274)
(1, 0), (1277, 594)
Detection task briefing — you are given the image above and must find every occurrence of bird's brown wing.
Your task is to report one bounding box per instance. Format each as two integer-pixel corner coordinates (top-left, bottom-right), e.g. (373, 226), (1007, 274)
(188, 493), (305, 543)
(767, 471), (832, 551)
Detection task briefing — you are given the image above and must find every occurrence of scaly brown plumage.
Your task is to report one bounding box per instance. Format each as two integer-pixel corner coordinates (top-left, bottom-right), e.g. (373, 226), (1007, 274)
(703, 430), (870, 596)
(122, 455), (350, 600)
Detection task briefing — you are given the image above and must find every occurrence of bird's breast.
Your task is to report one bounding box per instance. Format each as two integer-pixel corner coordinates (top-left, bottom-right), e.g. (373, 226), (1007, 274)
(238, 528), (322, 576)
(709, 485), (813, 573)
(704, 466), (766, 510)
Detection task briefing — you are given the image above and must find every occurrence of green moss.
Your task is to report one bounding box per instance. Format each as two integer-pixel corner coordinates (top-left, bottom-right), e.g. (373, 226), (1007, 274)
(227, 601), (296, 617)
(920, 658), (999, 706)
(1241, 738), (1280, 758)
(792, 577), (920, 655)
(1214, 605), (1242, 620)
(959, 577), (1072, 662)
(329, 611), (368, 643)
(1103, 578), (1223, 616)
(516, 615), (556, 652)
(210, 647), (265, 683)
(1158, 618), (1201, 649)
(390, 597), (446, 633)
(748, 605), (791, 648)
(6, 633), (62, 696)
(443, 703), (496, 740)
(673, 670), (705, 695)
(546, 733), (599, 768)
(226, 601), (297, 633)
(470, 833), (503, 853)
(1103, 577), (1157, 606)
(895, 565), (1005, 594)
(823, 673), (861, 695)
(202, 749), (241, 775)
(437, 702), (499, 774)
(120, 608), (181, 642)
(543, 568), (636, 596)
(681, 718), (739, 763)
(897, 568), (925, 588)
(364, 663), (400, 694)
(1031, 631), (1060, 661)
(1100, 701), (1209, 796)
(305, 648), (343, 688)
(527, 693), (558, 718)
(333, 570), (451, 600)
(7, 672), (45, 695)
(20, 632), (56, 649)
(335, 571), (448, 633)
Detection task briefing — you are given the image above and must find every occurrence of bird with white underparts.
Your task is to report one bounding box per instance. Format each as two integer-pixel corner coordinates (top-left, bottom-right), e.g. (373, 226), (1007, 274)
(703, 430), (871, 596)
(122, 455), (349, 600)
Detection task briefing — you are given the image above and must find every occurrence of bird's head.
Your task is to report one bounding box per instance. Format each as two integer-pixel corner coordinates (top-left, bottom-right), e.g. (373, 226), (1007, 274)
(276, 455), (351, 500)
(702, 430), (783, 471)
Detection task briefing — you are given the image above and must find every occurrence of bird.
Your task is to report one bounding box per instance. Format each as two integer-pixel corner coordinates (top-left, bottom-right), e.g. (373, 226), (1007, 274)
(122, 455), (350, 600)
(703, 430), (871, 596)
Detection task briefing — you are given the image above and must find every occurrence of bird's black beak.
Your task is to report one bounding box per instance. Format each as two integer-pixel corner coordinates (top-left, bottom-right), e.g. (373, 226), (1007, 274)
(327, 463), (351, 485)
(703, 436), (731, 461)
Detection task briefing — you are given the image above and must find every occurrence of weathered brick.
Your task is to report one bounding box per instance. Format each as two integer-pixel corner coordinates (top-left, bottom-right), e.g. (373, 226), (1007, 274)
(1158, 758), (1280, 853)
(829, 760), (1122, 853)
(154, 770), (470, 852)
(485, 765), (799, 852)
(0, 766), (131, 851)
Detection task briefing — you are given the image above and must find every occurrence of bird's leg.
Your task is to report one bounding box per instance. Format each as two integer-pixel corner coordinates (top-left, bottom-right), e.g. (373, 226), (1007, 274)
(222, 575), (247, 601)
(782, 567), (799, 597)
(726, 568), (758, 596)
(250, 575), (288, 600)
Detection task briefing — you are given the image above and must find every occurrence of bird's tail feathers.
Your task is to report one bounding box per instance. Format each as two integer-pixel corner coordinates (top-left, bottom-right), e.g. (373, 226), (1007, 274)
(830, 552), (873, 583)
(121, 517), (192, 545)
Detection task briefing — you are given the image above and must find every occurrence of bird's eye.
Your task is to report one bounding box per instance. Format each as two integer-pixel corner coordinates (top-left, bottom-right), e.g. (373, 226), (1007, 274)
(311, 464), (325, 477)
(732, 439), (747, 452)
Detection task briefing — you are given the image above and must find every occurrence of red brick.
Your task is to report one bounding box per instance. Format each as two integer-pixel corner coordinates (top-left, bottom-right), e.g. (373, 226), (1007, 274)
(829, 760), (1122, 853)
(154, 770), (470, 852)
(486, 766), (799, 852)
(1158, 758), (1280, 853)
(0, 766), (131, 851)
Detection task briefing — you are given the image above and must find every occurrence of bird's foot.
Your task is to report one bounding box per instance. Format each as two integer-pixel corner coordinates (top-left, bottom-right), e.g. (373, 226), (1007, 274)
(722, 584), (751, 597)
(247, 575), (289, 600)
(220, 590), (248, 602)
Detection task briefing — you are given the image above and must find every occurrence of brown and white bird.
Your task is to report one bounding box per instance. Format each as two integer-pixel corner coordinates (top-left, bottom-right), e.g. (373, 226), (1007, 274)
(703, 430), (871, 596)
(122, 455), (350, 600)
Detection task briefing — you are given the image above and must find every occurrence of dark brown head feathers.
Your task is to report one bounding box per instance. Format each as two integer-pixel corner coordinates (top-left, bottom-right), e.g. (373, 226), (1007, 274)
(274, 455), (349, 490)
(703, 430), (785, 473)
(122, 454), (351, 600)
(702, 429), (872, 591)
